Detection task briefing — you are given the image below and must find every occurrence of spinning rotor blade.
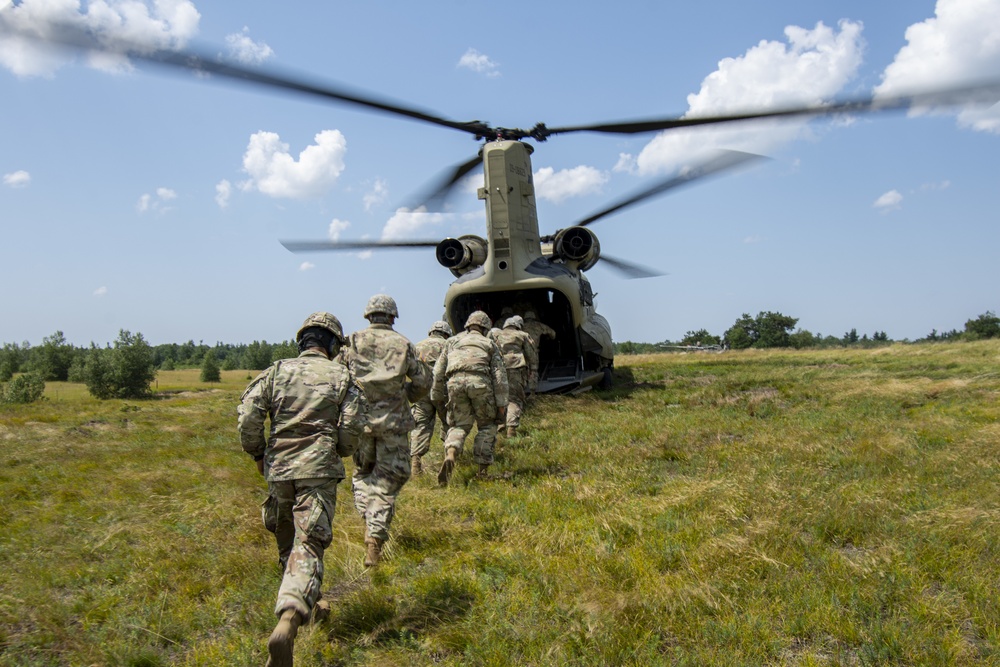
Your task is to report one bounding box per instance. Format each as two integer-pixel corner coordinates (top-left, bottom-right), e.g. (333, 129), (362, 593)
(598, 254), (664, 280)
(410, 154), (484, 211)
(538, 79), (1000, 139)
(280, 239), (439, 252)
(574, 150), (767, 228)
(3, 20), (490, 138)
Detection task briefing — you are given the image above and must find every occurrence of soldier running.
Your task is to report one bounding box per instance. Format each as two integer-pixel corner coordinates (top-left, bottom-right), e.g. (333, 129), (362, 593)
(238, 312), (367, 667)
(522, 310), (556, 394)
(491, 315), (537, 437)
(340, 294), (431, 567)
(409, 320), (452, 475)
(431, 310), (508, 485)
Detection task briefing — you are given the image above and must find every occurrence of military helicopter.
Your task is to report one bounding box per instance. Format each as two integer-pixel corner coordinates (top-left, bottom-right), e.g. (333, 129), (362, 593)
(12, 21), (999, 392)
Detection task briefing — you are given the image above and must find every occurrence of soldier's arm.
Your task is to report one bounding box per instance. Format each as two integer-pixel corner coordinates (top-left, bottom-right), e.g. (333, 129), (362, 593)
(237, 368), (273, 460)
(430, 346), (449, 404)
(404, 343), (432, 403)
(490, 344), (509, 407)
(336, 377), (368, 457)
(525, 334), (539, 373)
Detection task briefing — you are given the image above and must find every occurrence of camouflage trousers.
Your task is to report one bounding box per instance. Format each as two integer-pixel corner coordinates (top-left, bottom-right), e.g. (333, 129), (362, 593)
(409, 397), (446, 458)
(505, 367), (528, 430)
(352, 431), (410, 542)
(443, 374), (499, 465)
(269, 477), (339, 619)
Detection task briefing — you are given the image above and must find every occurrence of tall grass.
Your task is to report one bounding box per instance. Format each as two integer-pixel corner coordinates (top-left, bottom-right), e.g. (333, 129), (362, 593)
(1, 345), (998, 666)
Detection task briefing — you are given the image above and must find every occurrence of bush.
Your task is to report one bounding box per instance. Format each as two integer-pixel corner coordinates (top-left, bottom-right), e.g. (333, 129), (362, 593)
(200, 351), (221, 383)
(2, 372), (46, 404)
(84, 330), (157, 399)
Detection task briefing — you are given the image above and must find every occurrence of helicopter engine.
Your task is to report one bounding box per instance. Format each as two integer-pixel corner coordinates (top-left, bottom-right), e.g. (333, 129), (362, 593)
(436, 235), (488, 277)
(553, 226), (601, 272)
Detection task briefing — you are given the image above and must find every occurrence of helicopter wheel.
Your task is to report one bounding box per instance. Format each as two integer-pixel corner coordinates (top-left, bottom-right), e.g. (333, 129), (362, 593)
(598, 367), (613, 390)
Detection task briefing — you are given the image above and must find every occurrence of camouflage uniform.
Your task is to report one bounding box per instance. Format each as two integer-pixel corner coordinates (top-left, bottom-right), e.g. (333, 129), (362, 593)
(523, 311), (557, 393)
(409, 326), (451, 462)
(238, 349), (366, 620)
(491, 317), (537, 435)
(431, 326), (508, 467)
(341, 322), (430, 543)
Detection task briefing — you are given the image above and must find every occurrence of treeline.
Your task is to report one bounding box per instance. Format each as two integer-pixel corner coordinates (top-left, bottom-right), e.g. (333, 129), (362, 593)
(0, 333), (298, 383)
(616, 310), (1000, 355)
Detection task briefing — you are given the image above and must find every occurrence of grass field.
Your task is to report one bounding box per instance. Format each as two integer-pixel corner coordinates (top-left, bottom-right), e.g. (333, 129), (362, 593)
(1, 344), (998, 666)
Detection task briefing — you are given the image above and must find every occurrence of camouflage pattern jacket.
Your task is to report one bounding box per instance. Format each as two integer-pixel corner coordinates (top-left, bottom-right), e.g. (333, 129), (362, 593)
(340, 324), (431, 435)
(237, 350), (367, 482)
(414, 333), (449, 373)
(431, 330), (508, 407)
(523, 318), (557, 349)
(491, 327), (538, 373)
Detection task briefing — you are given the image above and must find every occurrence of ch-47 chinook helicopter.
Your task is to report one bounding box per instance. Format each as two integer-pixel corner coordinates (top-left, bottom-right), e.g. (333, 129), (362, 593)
(12, 21), (999, 392)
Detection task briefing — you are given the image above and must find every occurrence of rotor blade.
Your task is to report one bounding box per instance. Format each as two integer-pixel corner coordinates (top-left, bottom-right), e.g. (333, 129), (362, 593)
(574, 150), (767, 228)
(281, 240), (440, 252)
(409, 154), (484, 210)
(598, 254), (664, 280)
(3, 19), (490, 138)
(539, 79), (1000, 138)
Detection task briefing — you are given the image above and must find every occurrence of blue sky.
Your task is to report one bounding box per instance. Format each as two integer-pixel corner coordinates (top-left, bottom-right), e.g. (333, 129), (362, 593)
(1, 0), (998, 348)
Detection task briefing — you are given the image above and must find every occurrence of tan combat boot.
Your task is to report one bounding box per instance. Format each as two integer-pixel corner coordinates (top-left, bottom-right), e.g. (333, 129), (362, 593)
(266, 608), (302, 667)
(410, 454), (422, 476)
(364, 536), (382, 568)
(477, 463), (490, 478)
(506, 426), (516, 438)
(437, 447), (457, 487)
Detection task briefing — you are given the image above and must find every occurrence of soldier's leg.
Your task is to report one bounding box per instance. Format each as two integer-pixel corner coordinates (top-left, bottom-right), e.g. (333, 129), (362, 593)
(506, 368), (527, 435)
(362, 433), (411, 543)
(351, 433), (376, 519)
(468, 382), (499, 466)
(269, 481), (296, 570)
(274, 477), (338, 619)
(442, 381), (474, 458)
(409, 399), (434, 459)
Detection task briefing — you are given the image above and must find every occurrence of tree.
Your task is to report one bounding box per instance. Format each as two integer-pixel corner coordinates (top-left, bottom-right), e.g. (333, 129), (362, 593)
(242, 341), (272, 370)
(843, 328), (859, 345)
(964, 311), (1000, 340)
(724, 313), (757, 349)
(1, 372), (46, 404)
(200, 351), (221, 382)
(680, 329), (721, 346)
(28, 331), (77, 381)
(755, 311), (798, 348)
(789, 329), (818, 349)
(84, 330), (157, 399)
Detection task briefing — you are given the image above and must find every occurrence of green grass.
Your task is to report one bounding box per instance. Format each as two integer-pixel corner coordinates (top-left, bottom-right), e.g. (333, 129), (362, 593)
(2, 344), (999, 665)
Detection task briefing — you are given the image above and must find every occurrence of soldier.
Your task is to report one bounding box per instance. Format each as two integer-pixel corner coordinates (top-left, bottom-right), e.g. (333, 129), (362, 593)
(237, 312), (366, 667)
(522, 310), (556, 394)
(340, 294), (431, 567)
(491, 316), (537, 438)
(431, 310), (508, 485)
(409, 320), (453, 475)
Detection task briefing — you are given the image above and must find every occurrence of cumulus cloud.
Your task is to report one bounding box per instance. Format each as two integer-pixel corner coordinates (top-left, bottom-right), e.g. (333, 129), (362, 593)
(225, 26), (273, 65)
(299, 261), (315, 271)
(137, 186), (177, 213)
(636, 20), (865, 175)
(3, 170), (31, 188)
(533, 165), (609, 203)
(381, 207), (448, 241)
(242, 130), (347, 199)
(874, 189), (903, 211)
(93, 286), (107, 297)
(876, 0), (1000, 133)
(363, 179), (388, 211)
(328, 218), (350, 241)
(458, 48), (500, 77)
(613, 153), (637, 174)
(215, 179), (232, 208)
(0, 0), (201, 77)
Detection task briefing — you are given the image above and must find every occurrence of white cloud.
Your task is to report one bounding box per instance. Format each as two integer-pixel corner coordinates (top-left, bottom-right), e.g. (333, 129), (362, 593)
(920, 180), (951, 191)
(299, 261), (315, 271)
(242, 130), (347, 199)
(636, 20), (865, 175)
(0, 0), (201, 77)
(613, 153), (637, 174)
(136, 186), (177, 213)
(381, 207), (448, 241)
(457, 48), (500, 77)
(874, 189), (903, 211)
(225, 26), (273, 65)
(3, 170), (31, 188)
(876, 0), (1000, 134)
(363, 179), (388, 211)
(215, 179), (232, 208)
(328, 218), (350, 241)
(93, 286), (108, 297)
(533, 165), (609, 203)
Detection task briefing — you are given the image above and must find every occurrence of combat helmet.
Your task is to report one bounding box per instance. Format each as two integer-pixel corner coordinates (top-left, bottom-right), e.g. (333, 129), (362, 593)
(504, 316), (524, 330)
(524, 310), (538, 321)
(364, 294), (399, 319)
(429, 320), (453, 337)
(465, 311), (492, 332)
(296, 311), (345, 343)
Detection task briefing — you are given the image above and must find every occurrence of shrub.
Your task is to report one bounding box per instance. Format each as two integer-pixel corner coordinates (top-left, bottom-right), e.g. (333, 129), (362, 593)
(2, 372), (46, 404)
(84, 330), (157, 399)
(200, 351), (221, 383)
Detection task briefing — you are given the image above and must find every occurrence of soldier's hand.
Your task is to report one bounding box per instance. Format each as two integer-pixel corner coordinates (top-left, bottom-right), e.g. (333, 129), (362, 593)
(497, 406), (506, 422)
(255, 458), (265, 476)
